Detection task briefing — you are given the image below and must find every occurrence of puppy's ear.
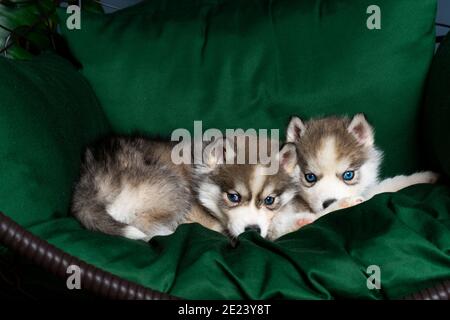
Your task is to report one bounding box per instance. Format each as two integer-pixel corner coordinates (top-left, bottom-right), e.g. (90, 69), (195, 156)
(204, 137), (235, 168)
(347, 113), (374, 147)
(286, 116), (306, 143)
(278, 143), (298, 174)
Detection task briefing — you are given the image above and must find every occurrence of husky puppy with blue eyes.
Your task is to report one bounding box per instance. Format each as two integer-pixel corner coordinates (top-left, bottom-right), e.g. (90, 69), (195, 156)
(194, 134), (312, 240)
(71, 133), (310, 241)
(285, 114), (438, 216)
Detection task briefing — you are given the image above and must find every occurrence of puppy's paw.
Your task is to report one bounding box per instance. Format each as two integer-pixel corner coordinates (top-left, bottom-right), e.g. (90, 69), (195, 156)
(295, 212), (317, 228)
(336, 196), (364, 209)
(417, 171), (439, 184)
(296, 218), (315, 228)
(269, 212), (319, 240)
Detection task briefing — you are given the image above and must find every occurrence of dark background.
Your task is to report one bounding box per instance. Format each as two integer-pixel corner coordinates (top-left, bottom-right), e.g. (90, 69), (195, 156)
(101, 0), (450, 38)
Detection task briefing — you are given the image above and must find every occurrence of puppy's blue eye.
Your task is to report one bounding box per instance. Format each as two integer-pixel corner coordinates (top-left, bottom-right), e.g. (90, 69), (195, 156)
(305, 173), (317, 183)
(227, 193), (241, 203)
(343, 170), (355, 181)
(264, 196), (275, 206)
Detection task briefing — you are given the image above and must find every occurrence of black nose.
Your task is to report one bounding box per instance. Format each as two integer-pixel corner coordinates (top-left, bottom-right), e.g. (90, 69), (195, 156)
(245, 225), (261, 234)
(322, 199), (337, 209)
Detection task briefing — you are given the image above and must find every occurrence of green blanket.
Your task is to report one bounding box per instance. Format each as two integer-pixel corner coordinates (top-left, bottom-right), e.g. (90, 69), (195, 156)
(26, 184), (450, 299)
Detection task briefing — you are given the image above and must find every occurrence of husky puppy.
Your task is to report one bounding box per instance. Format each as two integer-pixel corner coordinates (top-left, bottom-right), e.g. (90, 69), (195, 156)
(193, 134), (312, 240)
(285, 114), (438, 216)
(71, 136), (222, 241)
(72, 134), (308, 241)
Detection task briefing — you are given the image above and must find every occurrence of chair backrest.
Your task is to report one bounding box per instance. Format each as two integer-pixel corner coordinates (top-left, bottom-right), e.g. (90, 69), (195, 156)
(0, 54), (110, 226)
(58, 0), (437, 177)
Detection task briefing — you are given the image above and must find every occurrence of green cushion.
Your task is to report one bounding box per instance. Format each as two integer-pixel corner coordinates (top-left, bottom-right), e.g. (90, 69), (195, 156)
(424, 32), (450, 178)
(0, 54), (110, 227)
(28, 184), (450, 299)
(58, 0), (437, 177)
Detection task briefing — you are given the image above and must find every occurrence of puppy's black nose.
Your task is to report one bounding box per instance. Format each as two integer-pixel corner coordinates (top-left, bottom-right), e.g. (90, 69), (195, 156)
(245, 225), (261, 234)
(322, 199), (337, 209)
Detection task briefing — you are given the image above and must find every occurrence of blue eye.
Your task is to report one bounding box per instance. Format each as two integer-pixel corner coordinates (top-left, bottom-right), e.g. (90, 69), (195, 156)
(342, 170), (355, 181)
(227, 193), (241, 203)
(264, 196), (275, 206)
(305, 173), (317, 183)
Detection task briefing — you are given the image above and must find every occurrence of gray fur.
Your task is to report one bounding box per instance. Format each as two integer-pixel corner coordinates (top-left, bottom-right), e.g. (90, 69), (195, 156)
(71, 136), (194, 239)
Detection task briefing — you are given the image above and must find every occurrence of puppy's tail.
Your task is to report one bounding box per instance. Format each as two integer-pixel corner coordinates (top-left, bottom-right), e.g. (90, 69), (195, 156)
(72, 203), (149, 241)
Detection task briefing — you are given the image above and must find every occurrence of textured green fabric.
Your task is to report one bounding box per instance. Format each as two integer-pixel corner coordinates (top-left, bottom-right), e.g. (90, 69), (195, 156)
(28, 185), (450, 299)
(58, 0), (437, 177)
(0, 54), (110, 227)
(424, 32), (450, 178)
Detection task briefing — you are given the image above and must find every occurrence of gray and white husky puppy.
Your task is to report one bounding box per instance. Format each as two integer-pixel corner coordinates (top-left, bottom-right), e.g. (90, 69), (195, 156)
(71, 134), (310, 241)
(268, 114), (439, 239)
(71, 136), (222, 241)
(285, 114), (438, 216)
(193, 134), (311, 240)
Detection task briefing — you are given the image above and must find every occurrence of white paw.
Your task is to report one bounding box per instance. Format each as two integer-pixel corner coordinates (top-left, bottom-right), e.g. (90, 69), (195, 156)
(336, 196), (365, 209)
(294, 212), (317, 221)
(268, 212), (317, 240)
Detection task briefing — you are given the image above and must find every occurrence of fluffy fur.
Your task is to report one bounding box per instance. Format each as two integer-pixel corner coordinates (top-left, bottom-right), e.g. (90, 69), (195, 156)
(71, 134), (311, 241)
(72, 114), (438, 242)
(193, 134), (311, 240)
(286, 114), (438, 216)
(71, 136), (222, 241)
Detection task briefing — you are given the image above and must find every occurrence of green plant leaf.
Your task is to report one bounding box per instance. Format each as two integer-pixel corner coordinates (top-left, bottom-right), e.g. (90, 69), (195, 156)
(0, 1), (103, 59)
(0, 0), (56, 59)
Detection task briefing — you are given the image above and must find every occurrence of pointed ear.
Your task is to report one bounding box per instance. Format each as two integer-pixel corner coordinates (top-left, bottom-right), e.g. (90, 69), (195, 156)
(347, 113), (374, 147)
(204, 137), (235, 168)
(278, 143), (298, 174)
(286, 116), (306, 143)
